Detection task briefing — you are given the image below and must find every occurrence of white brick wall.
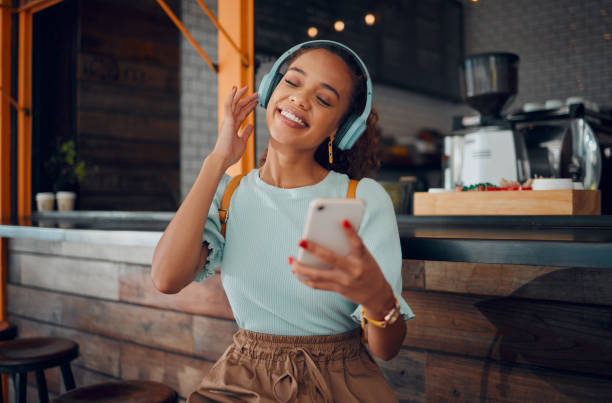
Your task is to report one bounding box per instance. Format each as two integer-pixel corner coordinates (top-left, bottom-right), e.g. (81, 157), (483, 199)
(463, 0), (612, 109)
(180, 0), (218, 199)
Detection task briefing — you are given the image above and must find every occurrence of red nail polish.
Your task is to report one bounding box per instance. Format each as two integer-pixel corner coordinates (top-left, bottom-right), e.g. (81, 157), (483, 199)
(288, 256), (294, 264)
(299, 240), (308, 248)
(343, 220), (351, 228)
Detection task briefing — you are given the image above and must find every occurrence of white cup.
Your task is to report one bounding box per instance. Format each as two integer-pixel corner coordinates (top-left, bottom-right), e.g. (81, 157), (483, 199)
(56, 191), (76, 211)
(35, 192), (55, 211)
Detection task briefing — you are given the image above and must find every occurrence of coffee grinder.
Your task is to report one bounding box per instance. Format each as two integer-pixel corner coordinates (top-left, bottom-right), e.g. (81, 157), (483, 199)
(452, 53), (530, 187)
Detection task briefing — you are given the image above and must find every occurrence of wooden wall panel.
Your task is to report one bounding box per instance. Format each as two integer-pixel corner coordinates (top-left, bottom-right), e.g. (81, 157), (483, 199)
(402, 260), (425, 290)
(8, 285), (194, 355)
(8, 238), (154, 266)
(9, 316), (121, 377)
(422, 261), (612, 306)
(78, 53), (178, 92)
(74, 0), (180, 211)
(119, 267), (234, 320)
(78, 110), (178, 143)
(376, 349), (426, 403)
(120, 342), (213, 398)
(8, 315), (213, 400)
(10, 252), (120, 300)
(8, 239), (612, 401)
(402, 290), (612, 377)
(78, 82), (179, 117)
(426, 352), (612, 402)
(192, 316), (238, 362)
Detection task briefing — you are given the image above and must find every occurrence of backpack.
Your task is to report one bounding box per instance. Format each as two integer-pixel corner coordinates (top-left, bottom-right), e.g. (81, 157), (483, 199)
(219, 174), (359, 237)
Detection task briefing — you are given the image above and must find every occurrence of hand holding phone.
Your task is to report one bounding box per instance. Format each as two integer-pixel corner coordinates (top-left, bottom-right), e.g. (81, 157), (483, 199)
(297, 198), (366, 270)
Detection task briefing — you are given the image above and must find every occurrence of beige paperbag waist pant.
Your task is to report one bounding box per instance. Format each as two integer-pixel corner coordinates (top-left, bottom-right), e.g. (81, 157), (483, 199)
(188, 328), (398, 403)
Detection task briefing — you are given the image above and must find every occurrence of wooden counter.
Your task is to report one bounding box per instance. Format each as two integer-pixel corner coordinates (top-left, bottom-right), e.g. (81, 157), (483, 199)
(2, 213), (612, 401)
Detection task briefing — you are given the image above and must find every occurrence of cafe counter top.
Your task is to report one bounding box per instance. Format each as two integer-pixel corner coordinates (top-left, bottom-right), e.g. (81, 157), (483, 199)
(1, 211), (611, 268)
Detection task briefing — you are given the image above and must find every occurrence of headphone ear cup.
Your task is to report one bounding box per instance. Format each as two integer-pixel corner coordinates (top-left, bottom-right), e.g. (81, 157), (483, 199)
(257, 72), (283, 108)
(336, 114), (366, 150)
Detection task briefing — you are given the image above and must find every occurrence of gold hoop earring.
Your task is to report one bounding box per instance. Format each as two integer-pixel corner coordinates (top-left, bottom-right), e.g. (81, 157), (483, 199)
(328, 136), (334, 164)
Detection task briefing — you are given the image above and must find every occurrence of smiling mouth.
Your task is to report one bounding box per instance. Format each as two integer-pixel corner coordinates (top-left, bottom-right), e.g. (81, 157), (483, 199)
(278, 108), (309, 127)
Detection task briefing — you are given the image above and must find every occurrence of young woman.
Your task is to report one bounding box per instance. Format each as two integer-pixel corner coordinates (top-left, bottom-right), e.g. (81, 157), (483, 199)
(152, 40), (414, 402)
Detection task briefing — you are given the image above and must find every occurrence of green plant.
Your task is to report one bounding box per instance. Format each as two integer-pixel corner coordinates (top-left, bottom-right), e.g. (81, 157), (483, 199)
(44, 140), (97, 191)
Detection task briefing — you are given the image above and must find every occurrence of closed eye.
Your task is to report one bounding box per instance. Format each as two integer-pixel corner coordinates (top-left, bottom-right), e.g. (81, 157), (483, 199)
(284, 79), (297, 87)
(317, 97), (331, 107)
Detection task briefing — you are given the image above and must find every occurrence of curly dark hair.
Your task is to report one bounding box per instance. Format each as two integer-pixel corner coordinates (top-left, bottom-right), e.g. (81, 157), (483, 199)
(258, 43), (380, 180)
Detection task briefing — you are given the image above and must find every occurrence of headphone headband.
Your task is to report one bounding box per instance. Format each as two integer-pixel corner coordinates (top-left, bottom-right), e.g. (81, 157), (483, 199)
(257, 40), (373, 150)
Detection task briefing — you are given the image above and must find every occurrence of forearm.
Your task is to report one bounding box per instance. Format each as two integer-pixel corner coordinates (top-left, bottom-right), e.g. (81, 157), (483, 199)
(363, 286), (406, 361)
(151, 153), (229, 293)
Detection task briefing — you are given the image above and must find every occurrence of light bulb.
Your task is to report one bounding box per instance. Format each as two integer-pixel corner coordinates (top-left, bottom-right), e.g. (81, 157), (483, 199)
(365, 14), (375, 25)
(334, 20), (345, 32)
(307, 27), (318, 38)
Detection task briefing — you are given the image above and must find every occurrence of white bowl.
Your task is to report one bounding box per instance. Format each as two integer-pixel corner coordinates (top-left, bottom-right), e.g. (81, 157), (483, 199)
(532, 178), (573, 190)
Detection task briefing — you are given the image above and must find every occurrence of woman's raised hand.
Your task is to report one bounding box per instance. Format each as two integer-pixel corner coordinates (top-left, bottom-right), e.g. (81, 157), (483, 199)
(212, 85), (258, 168)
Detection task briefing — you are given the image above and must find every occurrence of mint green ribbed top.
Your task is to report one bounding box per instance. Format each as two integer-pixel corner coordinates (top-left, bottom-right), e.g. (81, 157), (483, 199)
(197, 168), (414, 336)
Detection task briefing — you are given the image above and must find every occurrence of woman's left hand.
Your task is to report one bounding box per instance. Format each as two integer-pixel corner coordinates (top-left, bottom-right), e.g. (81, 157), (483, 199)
(288, 220), (393, 312)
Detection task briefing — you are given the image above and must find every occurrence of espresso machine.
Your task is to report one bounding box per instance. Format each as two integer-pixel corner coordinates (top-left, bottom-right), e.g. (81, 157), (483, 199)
(449, 53), (530, 187)
(446, 53), (612, 213)
(508, 102), (612, 213)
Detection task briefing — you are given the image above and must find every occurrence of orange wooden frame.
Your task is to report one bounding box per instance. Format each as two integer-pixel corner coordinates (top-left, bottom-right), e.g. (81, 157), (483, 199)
(14, 0), (63, 218)
(0, 8), (63, 400)
(0, 5), (11, 401)
(218, 0), (254, 176)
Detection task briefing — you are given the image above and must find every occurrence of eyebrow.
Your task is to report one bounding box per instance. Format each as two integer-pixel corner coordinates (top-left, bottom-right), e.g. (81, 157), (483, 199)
(287, 67), (340, 101)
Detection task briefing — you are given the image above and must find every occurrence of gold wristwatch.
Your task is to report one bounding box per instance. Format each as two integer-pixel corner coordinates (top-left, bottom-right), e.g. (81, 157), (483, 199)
(361, 296), (401, 329)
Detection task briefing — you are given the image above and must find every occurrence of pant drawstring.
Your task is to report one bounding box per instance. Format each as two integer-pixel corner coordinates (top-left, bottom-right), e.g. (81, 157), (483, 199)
(272, 347), (332, 403)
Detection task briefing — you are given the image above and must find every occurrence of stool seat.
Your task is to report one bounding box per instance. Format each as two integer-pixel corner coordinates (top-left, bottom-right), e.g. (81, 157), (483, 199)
(0, 322), (17, 341)
(0, 337), (78, 373)
(51, 380), (177, 403)
(0, 337), (78, 403)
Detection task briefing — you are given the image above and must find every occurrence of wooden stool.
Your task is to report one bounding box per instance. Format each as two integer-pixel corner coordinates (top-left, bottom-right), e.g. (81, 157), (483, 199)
(0, 337), (78, 403)
(0, 322), (17, 341)
(51, 380), (177, 403)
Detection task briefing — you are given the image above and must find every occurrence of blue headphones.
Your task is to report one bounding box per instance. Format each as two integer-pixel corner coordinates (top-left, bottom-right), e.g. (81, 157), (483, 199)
(257, 40), (373, 150)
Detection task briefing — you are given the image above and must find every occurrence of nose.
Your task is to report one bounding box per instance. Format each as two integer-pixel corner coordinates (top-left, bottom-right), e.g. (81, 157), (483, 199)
(289, 92), (308, 109)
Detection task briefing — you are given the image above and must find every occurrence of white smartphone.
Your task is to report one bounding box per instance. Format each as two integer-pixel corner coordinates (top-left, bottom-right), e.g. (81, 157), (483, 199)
(297, 198), (366, 270)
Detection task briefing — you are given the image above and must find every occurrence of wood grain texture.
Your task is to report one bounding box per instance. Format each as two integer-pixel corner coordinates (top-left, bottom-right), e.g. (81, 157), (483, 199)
(78, 53), (179, 92)
(422, 262), (612, 305)
(413, 190), (601, 216)
(7, 238), (154, 265)
(7, 285), (195, 355)
(402, 290), (612, 376)
(120, 342), (213, 399)
(376, 349), (426, 403)
(78, 110), (179, 143)
(119, 266), (234, 319)
(9, 252), (119, 300)
(7, 315), (211, 400)
(402, 260), (425, 290)
(8, 315), (121, 377)
(192, 316), (238, 362)
(426, 352), (612, 402)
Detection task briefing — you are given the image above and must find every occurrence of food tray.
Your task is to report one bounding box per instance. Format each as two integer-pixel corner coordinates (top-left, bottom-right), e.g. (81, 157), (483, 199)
(413, 190), (601, 216)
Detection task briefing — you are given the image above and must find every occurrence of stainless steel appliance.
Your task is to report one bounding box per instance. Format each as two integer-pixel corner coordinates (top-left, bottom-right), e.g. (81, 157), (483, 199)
(449, 101), (612, 213)
(454, 53), (530, 186)
(509, 103), (612, 212)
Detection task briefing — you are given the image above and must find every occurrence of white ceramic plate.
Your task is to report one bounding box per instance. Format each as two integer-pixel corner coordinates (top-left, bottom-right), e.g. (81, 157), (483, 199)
(532, 178), (573, 190)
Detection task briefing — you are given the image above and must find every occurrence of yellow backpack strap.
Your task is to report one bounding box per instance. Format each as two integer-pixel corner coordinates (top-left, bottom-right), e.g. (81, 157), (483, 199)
(346, 179), (359, 199)
(219, 174), (245, 237)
